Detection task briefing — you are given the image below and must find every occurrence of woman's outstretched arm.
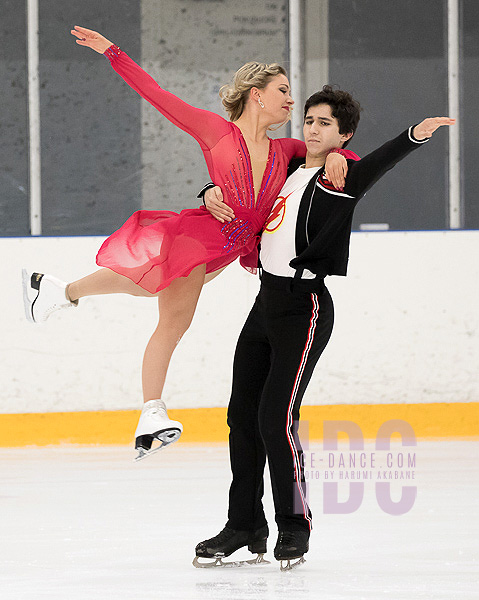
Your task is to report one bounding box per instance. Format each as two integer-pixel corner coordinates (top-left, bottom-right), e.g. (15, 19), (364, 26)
(71, 25), (112, 53)
(71, 26), (228, 150)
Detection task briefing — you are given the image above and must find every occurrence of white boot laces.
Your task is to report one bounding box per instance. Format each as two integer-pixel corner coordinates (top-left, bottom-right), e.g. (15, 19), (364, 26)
(144, 400), (168, 422)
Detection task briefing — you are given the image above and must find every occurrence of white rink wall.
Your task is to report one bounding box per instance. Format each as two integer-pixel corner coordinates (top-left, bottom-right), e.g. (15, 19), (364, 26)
(1, 231), (478, 414)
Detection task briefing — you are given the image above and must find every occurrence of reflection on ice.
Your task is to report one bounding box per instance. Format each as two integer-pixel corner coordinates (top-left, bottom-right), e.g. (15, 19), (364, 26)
(0, 442), (477, 600)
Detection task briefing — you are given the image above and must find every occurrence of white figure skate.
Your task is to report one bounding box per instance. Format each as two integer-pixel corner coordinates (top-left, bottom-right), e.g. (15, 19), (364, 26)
(22, 269), (78, 323)
(135, 399), (183, 461)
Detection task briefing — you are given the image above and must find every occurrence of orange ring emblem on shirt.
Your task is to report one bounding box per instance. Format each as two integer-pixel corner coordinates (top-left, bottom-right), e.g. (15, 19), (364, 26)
(263, 192), (293, 233)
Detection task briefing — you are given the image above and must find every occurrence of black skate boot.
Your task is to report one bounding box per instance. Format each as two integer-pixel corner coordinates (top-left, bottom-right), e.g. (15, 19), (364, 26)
(193, 525), (269, 568)
(274, 530), (309, 571)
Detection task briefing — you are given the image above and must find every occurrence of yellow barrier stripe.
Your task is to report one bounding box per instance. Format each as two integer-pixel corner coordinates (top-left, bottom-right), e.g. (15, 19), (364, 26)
(1, 402), (477, 447)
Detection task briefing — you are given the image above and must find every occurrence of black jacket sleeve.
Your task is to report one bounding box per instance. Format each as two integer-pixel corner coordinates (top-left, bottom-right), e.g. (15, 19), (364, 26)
(197, 182), (215, 205)
(289, 126), (430, 278)
(343, 126), (429, 199)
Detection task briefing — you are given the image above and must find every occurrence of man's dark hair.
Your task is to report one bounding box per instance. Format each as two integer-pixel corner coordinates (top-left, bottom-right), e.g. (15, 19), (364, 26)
(303, 85), (361, 148)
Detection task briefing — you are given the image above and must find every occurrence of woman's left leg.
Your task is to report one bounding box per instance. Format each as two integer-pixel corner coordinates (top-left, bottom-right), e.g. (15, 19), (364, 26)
(142, 263), (206, 402)
(135, 264), (206, 458)
(204, 266), (227, 284)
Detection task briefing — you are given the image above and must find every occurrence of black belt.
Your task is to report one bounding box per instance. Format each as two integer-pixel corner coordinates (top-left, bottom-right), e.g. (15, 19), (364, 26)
(260, 270), (326, 294)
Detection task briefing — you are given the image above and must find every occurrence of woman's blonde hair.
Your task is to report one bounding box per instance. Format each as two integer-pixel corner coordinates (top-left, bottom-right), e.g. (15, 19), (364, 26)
(220, 61), (288, 122)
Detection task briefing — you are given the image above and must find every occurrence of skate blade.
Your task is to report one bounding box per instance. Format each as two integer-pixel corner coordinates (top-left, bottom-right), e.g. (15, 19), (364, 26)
(192, 554), (270, 569)
(279, 557), (306, 571)
(21, 269), (36, 323)
(134, 428), (182, 462)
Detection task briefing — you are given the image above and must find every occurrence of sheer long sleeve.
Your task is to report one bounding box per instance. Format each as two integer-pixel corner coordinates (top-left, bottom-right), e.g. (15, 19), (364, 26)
(104, 45), (230, 151)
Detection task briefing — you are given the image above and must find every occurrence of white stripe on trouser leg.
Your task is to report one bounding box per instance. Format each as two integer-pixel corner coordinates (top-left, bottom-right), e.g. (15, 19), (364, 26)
(285, 292), (319, 529)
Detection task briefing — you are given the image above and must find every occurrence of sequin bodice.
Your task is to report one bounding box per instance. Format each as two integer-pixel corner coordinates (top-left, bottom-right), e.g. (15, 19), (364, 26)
(208, 124), (297, 225)
(104, 46), (306, 248)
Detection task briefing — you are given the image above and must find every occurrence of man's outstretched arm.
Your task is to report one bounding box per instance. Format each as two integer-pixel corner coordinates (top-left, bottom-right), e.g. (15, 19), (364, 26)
(344, 117), (455, 199)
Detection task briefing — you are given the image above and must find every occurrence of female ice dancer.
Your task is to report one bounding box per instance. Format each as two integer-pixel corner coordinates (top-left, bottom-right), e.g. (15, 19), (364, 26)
(23, 26), (358, 459)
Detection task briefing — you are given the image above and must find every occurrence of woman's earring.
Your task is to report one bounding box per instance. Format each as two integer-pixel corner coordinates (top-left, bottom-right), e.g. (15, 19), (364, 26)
(258, 99), (265, 108)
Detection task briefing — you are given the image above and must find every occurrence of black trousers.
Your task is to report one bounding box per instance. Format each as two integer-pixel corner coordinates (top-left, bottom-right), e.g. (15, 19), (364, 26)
(226, 271), (334, 533)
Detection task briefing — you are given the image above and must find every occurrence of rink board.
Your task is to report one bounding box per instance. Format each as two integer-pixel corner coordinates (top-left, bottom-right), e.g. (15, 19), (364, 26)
(1, 402), (477, 447)
(3, 232), (478, 414)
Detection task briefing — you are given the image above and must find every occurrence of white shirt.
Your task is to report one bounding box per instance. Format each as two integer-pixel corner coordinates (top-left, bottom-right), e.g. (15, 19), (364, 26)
(260, 165), (320, 279)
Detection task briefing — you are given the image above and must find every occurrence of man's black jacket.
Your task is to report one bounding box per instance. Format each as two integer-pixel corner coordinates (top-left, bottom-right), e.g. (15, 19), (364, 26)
(288, 127), (428, 278)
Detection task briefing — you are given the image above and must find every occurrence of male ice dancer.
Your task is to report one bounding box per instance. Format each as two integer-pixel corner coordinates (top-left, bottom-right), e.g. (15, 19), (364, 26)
(193, 85), (454, 570)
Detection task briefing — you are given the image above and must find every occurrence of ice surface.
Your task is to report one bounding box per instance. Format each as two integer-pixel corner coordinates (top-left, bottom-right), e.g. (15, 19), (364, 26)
(0, 441), (478, 600)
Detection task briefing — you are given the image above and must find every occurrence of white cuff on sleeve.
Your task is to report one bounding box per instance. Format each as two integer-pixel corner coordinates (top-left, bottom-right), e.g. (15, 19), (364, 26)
(408, 125), (429, 144)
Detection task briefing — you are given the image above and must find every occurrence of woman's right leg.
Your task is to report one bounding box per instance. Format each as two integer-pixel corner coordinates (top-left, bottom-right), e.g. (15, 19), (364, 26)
(22, 267), (155, 323)
(67, 268), (155, 301)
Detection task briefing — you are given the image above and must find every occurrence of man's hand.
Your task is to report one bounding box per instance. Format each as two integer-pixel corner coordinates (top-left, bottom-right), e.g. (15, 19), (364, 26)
(71, 26), (113, 54)
(324, 152), (349, 191)
(204, 187), (235, 223)
(413, 117), (456, 140)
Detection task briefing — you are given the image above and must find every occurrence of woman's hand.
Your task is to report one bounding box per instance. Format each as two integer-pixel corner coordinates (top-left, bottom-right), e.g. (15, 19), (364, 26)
(324, 152), (349, 191)
(204, 187), (235, 223)
(412, 117), (456, 140)
(70, 26), (113, 54)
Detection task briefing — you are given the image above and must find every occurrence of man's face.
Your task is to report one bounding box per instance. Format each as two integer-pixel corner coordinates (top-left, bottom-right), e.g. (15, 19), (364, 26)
(303, 104), (349, 157)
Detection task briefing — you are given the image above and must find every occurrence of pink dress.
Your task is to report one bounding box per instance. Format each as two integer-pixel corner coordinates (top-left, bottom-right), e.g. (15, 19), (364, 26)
(97, 45), (352, 293)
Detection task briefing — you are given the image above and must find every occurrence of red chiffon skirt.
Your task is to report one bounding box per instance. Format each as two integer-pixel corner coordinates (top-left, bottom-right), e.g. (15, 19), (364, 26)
(96, 207), (261, 293)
